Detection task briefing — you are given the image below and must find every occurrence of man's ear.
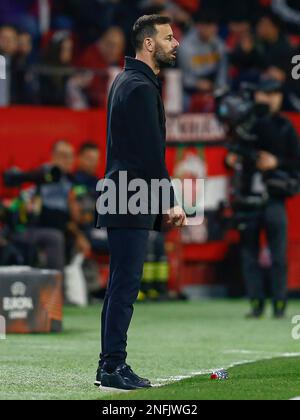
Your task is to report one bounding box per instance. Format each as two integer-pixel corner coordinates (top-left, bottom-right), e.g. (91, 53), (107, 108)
(145, 37), (154, 53)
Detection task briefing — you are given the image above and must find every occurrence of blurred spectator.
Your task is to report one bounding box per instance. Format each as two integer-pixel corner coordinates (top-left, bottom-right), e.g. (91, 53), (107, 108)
(18, 31), (33, 57)
(38, 140), (76, 232)
(230, 30), (262, 88)
(0, 27), (37, 104)
(55, 0), (126, 46)
(256, 12), (292, 71)
(0, 1), (298, 110)
(74, 142), (100, 197)
(227, 20), (253, 51)
(178, 11), (228, 111)
(112, 0), (144, 55)
(230, 12), (293, 90)
(0, 25), (19, 58)
(168, 4), (192, 38)
(77, 26), (125, 107)
(0, 25), (19, 104)
(139, 231), (170, 301)
(10, 31), (38, 104)
(40, 140), (91, 260)
(74, 143), (109, 254)
(39, 30), (74, 106)
(38, 140), (91, 259)
(10, 140), (77, 272)
(6, 141), (93, 274)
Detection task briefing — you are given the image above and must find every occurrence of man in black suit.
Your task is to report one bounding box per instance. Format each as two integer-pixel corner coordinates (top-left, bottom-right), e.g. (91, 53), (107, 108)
(95, 15), (186, 391)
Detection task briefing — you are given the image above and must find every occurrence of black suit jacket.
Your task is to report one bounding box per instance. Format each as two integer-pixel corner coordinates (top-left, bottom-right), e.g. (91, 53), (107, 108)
(97, 57), (176, 231)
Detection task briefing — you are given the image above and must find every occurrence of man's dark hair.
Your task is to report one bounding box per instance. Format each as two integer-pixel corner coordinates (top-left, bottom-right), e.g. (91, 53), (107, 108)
(132, 15), (172, 52)
(79, 142), (99, 154)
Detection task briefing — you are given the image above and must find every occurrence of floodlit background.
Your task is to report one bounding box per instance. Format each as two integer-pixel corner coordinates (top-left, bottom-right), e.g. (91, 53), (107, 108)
(1, 0), (300, 300)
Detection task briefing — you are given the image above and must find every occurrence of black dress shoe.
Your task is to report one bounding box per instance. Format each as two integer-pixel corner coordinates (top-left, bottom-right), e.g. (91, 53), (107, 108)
(94, 368), (104, 387)
(121, 364), (151, 386)
(95, 364), (151, 391)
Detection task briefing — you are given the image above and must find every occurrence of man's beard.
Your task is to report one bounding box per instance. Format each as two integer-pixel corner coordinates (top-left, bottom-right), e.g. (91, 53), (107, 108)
(154, 45), (177, 69)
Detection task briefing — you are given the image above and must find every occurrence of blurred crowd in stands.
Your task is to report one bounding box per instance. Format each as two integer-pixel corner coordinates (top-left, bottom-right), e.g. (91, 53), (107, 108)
(1, 0), (300, 111)
(0, 140), (169, 302)
(0, 141), (106, 295)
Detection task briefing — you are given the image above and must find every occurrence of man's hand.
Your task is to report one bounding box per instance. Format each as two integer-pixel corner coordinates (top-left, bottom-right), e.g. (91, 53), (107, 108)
(257, 151), (279, 172)
(164, 206), (187, 228)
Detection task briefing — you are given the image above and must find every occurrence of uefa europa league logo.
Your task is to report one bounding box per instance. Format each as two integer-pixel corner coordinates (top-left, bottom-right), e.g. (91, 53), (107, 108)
(0, 55), (6, 80)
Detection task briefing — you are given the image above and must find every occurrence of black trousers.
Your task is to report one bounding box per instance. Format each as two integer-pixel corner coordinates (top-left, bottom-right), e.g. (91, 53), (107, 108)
(240, 200), (288, 303)
(100, 228), (149, 370)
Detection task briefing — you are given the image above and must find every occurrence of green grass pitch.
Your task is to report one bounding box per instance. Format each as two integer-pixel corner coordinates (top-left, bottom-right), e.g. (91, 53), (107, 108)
(0, 300), (299, 400)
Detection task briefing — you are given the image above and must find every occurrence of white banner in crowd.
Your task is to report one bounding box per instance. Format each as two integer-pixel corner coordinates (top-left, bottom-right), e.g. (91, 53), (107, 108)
(166, 113), (226, 143)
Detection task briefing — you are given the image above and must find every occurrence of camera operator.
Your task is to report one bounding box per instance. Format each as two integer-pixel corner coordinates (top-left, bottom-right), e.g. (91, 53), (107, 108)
(9, 140), (91, 274)
(35, 140), (91, 260)
(226, 79), (300, 319)
(73, 142), (107, 254)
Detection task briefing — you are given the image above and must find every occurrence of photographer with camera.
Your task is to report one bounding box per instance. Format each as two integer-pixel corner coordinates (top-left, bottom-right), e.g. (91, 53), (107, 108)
(226, 79), (300, 319)
(4, 140), (91, 273)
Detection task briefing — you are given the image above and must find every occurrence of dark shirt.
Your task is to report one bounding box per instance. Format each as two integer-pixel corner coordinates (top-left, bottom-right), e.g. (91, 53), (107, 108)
(74, 170), (99, 229)
(256, 36), (293, 72)
(38, 174), (73, 231)
(241, 114), (300, 199)
(97, 57), (176, 231)
(231, 36), (293, 75)
(74, 171), (98, 197)
(256, 114), (300, 171)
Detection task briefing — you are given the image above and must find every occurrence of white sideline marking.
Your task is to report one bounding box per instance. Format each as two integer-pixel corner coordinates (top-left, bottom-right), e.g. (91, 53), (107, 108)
(152, 351), (300, 388)
(290, 397), (300, 400)
(225, 350), (300, 357)
(225, 350), (268, 355)
(99, 351), (300, 393)
(99, 386), (132, 393)
(153, 360), (253, 387)
(280, 353), (300, 357)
